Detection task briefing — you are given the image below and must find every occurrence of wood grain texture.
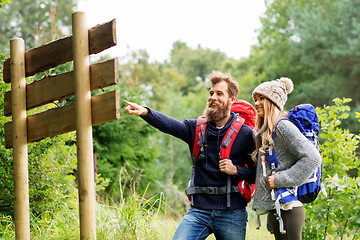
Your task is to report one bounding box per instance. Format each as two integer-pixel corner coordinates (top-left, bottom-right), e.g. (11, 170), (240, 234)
(4, 58), (118, 116)
(2, 19), (116, 83)
(4, 90), (120, 148)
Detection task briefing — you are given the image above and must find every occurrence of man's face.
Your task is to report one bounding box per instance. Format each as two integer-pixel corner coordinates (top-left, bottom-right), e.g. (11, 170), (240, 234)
(204, 81), (234, 122)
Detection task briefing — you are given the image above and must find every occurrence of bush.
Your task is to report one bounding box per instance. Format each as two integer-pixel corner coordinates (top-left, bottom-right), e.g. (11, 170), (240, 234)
(303, 98), (360, 239)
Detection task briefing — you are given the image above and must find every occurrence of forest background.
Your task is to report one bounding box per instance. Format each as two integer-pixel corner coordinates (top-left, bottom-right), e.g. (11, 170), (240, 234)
(0, 0), (359, 239)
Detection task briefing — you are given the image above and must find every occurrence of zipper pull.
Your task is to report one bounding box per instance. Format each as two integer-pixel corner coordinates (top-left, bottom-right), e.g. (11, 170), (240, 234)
(271, 189), (276, 201)
(261, 155), (267, 177)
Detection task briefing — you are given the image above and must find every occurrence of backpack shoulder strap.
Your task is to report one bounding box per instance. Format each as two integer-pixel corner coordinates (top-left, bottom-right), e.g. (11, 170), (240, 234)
(220, 116), (244, 208)
(220, 116), (245, 159)
(275, 117), (291, 129)
(266, 118), (290, 170)
(192, 116), (207, 162)
(266, 117), (304, 170)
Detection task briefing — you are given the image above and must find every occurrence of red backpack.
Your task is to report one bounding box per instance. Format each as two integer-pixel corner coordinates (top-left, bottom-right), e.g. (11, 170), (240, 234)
(231, 100), (256, 129)
(187, 100), (256, 206)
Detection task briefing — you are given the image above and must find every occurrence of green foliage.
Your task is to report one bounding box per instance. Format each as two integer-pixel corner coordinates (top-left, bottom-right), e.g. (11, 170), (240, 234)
(0, 77), (12, 216)
(93, 71), (159, 200)
(288, 0), (360, 107)
(1, 1), (360, 238)
(303, 98), (360, 239)
(251, 0), (306, 81)
(289, 0), (360, 72)
(249, 0), (360, 123)
(169, 41), (227, 94)
(0, 121), (78, 218)
(0, 26), (78, 220)
(0, 181), (177, 239)
(0, 0), (77, 51)
(0, 0), (11, 10)
(93, 111), (158, 200)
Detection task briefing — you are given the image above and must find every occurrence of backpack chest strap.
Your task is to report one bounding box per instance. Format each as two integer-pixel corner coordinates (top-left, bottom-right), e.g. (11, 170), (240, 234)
(185, 186), (239, 195)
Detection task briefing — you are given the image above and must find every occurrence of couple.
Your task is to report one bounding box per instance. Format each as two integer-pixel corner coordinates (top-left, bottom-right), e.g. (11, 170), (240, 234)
(124, 71), (321, 240)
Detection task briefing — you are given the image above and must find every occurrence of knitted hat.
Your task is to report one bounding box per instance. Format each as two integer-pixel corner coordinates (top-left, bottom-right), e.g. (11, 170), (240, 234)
(252, 77), (294, 111)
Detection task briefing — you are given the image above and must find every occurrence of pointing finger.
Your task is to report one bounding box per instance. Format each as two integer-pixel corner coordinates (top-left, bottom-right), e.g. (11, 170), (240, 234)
(124, 99), (135, 107)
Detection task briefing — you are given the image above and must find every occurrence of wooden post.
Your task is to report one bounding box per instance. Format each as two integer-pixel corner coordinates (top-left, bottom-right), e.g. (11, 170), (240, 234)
(72, 12), (96, 239)
(10, 38), (30, 240)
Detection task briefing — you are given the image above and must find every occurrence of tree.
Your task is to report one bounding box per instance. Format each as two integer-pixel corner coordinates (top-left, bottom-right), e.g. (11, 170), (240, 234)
(247, 0), (360, 133)
(0, 0), (77, 52)
(250, 0), (309, 81)
(288, 0), (360, 107)
(169, 41), (227, 94)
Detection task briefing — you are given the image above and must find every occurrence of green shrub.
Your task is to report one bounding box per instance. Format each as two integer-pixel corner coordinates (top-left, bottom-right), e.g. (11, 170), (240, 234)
(303, 98), (360, 239)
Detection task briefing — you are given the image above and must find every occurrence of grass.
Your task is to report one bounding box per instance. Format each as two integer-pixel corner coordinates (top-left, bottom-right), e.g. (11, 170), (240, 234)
(2, 196), (356, 240)
(4, 180), (355, 240)
(246, 208), (273, 240)
(0, 197), (272, 240)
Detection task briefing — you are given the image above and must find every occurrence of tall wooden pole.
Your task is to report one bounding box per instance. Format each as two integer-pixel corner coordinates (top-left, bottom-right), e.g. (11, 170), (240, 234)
(10, 38), (30, 240)
(72, 12), (96, 239)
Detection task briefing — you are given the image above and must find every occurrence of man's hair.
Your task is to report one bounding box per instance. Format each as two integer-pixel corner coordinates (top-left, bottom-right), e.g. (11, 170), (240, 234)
(208, 71), (239, 98)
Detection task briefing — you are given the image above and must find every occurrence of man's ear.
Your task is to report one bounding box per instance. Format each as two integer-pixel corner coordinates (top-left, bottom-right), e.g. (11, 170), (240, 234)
(229, 96), (236, 105)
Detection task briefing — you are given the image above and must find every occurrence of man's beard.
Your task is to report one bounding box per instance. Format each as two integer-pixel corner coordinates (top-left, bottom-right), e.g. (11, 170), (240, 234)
(204, 99), (232, 122)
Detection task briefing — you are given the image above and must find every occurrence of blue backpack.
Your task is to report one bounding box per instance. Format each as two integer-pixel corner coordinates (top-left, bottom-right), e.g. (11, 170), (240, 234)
(266, 104), (327, 234)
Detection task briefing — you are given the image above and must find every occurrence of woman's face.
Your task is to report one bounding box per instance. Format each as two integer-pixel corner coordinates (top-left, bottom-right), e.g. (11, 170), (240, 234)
(253, 94), (266, 118)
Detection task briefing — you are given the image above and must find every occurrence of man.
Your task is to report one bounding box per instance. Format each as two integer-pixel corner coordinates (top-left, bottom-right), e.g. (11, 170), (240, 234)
(124, 71), (255, 240)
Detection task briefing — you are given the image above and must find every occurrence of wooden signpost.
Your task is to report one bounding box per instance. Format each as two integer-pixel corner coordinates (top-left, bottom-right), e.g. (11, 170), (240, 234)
(3, 12), (120, 240)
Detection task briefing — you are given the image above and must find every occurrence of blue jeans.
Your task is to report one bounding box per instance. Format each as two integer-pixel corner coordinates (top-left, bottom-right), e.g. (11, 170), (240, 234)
(172, 207), (248, 240)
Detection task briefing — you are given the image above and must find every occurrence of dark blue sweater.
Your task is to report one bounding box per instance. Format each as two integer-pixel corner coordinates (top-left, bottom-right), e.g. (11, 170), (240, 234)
(141, 108), (256, 210)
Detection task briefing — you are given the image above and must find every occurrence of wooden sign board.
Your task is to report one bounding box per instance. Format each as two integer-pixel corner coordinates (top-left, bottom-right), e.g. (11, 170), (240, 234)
(4, 90), (120, 148)
(3, 19), (120, 149)
(4, 12), (118, 240)
(2, 19), (116, 83)
(4, 58), (118, 116)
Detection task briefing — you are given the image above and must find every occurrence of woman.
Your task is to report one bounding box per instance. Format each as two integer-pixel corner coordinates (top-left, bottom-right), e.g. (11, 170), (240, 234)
(251, 77), (321, 240)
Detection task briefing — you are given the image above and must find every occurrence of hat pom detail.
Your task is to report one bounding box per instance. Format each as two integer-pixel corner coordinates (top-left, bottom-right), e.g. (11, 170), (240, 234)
(278, 77), (293, 94)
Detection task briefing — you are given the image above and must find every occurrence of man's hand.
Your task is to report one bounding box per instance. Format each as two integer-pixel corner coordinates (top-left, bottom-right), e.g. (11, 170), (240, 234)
(124, 100), (149, 116)
(219, 159), (238, 175)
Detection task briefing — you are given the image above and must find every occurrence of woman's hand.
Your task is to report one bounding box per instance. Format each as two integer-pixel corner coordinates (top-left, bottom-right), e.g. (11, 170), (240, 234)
(266, 174), (277, 189)
(219, 159), (238, 175)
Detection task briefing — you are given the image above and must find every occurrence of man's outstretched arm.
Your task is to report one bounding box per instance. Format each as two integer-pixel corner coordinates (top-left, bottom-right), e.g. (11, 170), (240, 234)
(123, 99), (195, 144)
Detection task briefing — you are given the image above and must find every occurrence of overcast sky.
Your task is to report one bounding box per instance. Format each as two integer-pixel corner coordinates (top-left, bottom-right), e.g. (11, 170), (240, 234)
(76, 0), (266, 62)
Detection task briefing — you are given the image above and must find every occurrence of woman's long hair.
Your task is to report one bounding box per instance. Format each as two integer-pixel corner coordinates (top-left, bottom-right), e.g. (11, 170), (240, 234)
(251, 97), (288, 163)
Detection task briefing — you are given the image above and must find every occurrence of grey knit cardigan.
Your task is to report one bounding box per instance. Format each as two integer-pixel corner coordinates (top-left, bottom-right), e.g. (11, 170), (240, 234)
(252, 119), (322, 212)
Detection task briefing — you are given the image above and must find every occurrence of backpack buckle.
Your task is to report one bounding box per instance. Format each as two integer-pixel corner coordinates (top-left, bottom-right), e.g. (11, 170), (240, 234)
(208, 187), (216, 194)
